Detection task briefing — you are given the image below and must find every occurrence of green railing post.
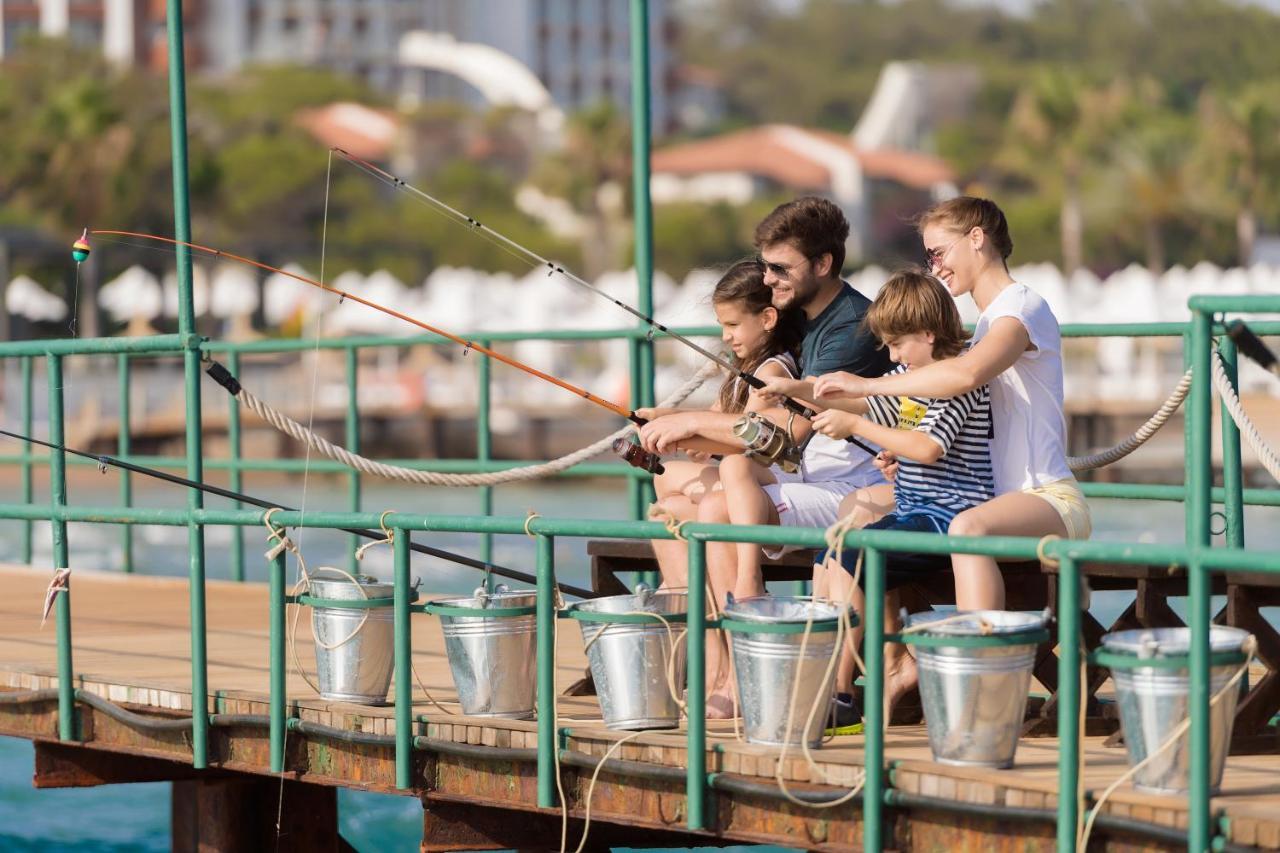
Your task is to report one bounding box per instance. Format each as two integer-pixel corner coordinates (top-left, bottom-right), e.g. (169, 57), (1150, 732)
(393, 526), (413, 789)
(226, 351), (245, 582)
(116, 354), (134, 573)
(626, 336), (646, 525)
(269, 547), (286, 773)
(535, 532), (557, 808)
(345, 346), (362, 575)
(48, 354), (76, 741)
(1183, 330), (1195, 536)
(477, 339), (494, 571)
(19, 356), (33, 563)
(1188, 308), (1214, 853)
(1219, 337), (1244, 548)
(863, 546), (885, 853)
(1056, 553), (1081, 853)
(685, 537), (707, 830)
(629, 0), (656, 417)
(166, 0), (209, 768)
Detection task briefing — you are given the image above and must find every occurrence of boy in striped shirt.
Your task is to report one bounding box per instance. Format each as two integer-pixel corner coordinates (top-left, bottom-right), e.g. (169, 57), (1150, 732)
(763, 268), (994, 727)
(810, 268), (994, 539)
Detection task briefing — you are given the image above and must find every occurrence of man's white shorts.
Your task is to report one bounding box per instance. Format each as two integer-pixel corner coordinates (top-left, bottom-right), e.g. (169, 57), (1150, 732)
(761, 470), (875, 559)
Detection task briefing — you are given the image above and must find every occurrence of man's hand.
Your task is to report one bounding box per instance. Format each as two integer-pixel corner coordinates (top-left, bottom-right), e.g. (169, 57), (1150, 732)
(874, 451), (899, 482)
(813, 371), (868, 400)
(811, 409), (865, 440)
(755, 376), (809, 406)
(638, 413), (698, 454)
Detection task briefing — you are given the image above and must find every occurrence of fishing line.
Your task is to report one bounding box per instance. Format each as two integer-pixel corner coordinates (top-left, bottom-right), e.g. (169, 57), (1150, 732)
(330, 147), (876, 456)
(274, 147), (335, 848)
(0, 427), (592, 598)
(84, 230), (654, 430)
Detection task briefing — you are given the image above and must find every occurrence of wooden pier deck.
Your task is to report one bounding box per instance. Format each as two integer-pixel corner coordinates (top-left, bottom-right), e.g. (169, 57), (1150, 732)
(1, 562), (1278, 851)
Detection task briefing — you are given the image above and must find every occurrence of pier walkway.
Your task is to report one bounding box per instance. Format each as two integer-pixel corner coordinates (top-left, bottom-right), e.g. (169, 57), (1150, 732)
(3, 563), (1279, 850)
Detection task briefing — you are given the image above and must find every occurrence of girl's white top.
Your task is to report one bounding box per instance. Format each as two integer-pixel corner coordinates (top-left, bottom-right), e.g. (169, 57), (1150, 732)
(973, 283), (1073, 493)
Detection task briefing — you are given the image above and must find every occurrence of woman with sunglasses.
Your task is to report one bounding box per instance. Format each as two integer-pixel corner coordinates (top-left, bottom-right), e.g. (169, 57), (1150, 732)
(810, 196), (1091, 612)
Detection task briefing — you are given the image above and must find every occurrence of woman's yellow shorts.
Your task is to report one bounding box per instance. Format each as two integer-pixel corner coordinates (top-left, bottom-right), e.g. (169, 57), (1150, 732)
(1024, 477), (1093, 540)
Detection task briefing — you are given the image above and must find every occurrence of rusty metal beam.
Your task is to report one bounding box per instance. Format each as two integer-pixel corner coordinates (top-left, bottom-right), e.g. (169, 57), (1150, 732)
(421, 800), (713, 853)
(172, 776), (341, 853)
(33, 741), (218, 788)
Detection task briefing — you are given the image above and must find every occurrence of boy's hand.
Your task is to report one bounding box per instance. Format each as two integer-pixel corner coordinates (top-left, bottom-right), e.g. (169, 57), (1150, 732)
(811, 409), (864, 439)
(639, 413), (696, 454)
(874, 451), (899, 482)
(754, 376), (806, 405)
(813, 371), (868, 400)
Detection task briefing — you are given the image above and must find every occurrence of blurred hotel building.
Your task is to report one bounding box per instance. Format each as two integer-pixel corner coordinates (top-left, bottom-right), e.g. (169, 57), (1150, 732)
(4, 0), (681, 130)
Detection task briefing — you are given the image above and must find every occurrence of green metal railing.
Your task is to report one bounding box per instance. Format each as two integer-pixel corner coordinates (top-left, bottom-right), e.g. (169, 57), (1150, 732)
(3, 297), (1277, 851)
(2, 2), (1278, 848)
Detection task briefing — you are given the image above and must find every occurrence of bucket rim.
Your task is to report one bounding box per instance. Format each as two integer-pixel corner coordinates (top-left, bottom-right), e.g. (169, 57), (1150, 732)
(426, 589), (539, 618)
(307, 569), (396, 600)
(569, 588), (689, 620)
(722, 594), (848, 625)
(902, 609), (1049, 637)
(1100, 626), (1253, 658)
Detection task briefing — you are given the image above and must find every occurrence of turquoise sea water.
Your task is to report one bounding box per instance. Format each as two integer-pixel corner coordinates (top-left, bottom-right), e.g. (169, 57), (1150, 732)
(1, 478), (1275, 850)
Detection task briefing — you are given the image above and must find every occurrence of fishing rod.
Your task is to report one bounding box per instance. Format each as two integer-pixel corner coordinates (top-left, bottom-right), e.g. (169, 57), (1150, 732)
(1227, 320), (1280, 378)
(86, 229), (664, 476)
(0, 428), (595, 599)
(330, 146), (877, 456)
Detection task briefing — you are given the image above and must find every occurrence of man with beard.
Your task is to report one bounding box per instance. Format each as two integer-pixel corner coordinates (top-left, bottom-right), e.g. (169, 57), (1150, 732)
(639, 196), (891, 718)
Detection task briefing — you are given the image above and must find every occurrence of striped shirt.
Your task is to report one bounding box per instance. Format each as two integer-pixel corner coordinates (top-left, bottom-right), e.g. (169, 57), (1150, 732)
(864, 364), (995, 524)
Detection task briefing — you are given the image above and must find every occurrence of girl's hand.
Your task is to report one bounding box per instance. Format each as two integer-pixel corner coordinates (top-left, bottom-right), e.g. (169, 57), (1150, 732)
(638, 413), (696, 454)
(874, 451), (899, 482)
(811, 409), (864, 440)
(813, 371), (867, 400)
(634, 407), (659, 421)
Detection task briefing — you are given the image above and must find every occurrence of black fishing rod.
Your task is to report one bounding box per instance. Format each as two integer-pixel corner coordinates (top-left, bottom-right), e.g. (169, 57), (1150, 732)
(0, 428), (595, 599)
(1227, 320), (1280, 378)
(331, 147), (877, 456)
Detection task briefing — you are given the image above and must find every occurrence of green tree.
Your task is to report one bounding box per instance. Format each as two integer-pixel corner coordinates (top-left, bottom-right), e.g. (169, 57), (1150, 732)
(1086, 84), (1201, 275)
(1194, 84), (1280, 266)
(999, 71), (1127, 273)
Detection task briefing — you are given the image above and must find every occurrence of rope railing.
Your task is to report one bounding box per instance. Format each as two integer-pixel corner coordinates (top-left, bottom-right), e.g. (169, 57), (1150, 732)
(216, 361), (721, 487)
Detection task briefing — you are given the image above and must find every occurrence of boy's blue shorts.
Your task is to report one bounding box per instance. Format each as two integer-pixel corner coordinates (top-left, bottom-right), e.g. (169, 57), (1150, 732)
(817, 511), (952, 591)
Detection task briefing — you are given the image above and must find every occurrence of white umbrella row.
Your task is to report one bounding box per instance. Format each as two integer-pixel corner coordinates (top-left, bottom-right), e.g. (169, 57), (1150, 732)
(6, 261), (1280, 329)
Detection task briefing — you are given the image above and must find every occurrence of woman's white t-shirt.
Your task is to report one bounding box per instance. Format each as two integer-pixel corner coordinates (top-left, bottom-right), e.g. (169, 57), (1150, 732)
(973, 283), (1073, 493)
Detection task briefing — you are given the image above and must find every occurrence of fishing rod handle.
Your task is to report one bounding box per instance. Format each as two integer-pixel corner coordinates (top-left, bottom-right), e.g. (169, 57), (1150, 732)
(1227, 320), (1280, 376)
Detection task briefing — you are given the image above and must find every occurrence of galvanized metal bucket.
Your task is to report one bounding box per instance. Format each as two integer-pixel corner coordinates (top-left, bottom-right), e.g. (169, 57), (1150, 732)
(906, 609), (1050, 768)
(307, 569), (396, 705)
(724, 596), (845, 748)
(571, 587), (689, 730)
(1099, 626), (1252, 794)
(430, 587), (538, 720)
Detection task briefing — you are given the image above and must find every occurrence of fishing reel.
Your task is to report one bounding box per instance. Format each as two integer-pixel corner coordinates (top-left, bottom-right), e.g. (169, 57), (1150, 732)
(733, 411), (802, 473)
(613, 436), (665, 475)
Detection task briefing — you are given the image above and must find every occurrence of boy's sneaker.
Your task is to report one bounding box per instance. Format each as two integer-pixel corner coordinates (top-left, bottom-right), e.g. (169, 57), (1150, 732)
(826, 692), (863, 736)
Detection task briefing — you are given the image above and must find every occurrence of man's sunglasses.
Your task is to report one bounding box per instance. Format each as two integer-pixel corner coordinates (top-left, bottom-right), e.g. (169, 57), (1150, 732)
(755, 255), (812, 279)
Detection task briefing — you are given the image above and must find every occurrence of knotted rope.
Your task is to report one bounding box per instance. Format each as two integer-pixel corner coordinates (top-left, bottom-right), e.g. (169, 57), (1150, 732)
(1212, 351), (1280, 483)
(1067, 368), (1193, 471)
(226, 361), (722, 486)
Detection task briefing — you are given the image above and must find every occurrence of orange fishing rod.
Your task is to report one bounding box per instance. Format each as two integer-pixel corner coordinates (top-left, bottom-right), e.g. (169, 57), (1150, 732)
(89, 229), (644, 426)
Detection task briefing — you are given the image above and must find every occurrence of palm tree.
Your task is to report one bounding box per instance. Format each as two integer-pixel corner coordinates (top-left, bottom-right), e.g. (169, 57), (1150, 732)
(1111, 111), (1197, 274)
(1001, 70), (1127, 274)
(1195, 84), (1280, 266)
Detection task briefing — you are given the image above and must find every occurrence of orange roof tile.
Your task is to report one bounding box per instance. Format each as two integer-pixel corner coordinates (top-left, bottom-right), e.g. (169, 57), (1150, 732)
(653, 125), (952, 192)
(295, 103), (400, 161)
